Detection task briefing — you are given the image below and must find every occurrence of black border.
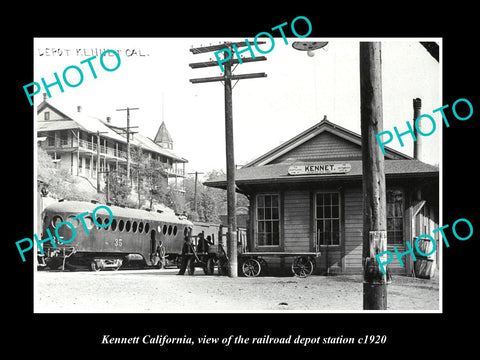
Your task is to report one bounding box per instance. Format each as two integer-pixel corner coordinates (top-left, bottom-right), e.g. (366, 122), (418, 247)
(8, 5), (479, 355)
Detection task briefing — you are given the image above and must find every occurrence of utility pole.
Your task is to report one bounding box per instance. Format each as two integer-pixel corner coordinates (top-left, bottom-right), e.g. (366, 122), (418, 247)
(189, 41), (267, 278)
(360, 42), (388, 310)
(188, 171), (204, 215)
(96, 130), (107, 193)
(116, 107), (139, 182)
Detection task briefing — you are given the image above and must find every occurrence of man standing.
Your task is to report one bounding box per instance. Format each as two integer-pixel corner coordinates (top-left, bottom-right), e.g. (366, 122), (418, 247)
(177, 236), (195, 275)
(197, 232), (213, 253)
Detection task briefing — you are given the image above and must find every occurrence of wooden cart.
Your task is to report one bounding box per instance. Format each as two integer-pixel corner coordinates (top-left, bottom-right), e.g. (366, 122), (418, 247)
(216, 226), (321, 277)
(238, 251), (321, 277)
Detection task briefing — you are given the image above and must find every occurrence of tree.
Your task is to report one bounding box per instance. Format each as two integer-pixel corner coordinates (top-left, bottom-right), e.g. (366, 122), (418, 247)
(182, 169), (249, 223)
(105, 171), (131, 206)
(130, 147), (169, 209)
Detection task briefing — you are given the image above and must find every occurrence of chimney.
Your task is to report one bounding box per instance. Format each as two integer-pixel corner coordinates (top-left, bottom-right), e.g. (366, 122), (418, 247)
(43, 93), (48, 102)
(413, 98), (422, 201)
(413, 98), (422, 160)
(77, 106), (82, 113)
(106, 116), (111, 123)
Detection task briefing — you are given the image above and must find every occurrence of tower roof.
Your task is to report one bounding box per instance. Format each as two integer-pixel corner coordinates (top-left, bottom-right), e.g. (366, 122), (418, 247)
(154, 121), (173, 145)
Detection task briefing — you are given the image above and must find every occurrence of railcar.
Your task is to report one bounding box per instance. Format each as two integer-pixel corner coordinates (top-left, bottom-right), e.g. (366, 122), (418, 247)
(40, 200), (194, 271)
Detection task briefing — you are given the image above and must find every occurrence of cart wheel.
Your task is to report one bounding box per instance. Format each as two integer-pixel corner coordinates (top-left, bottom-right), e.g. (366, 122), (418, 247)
(187, 257), (195, 275)
(291, 256), (314, 277)
(242, 258), (262, 277)
(204, 257), (216, 275)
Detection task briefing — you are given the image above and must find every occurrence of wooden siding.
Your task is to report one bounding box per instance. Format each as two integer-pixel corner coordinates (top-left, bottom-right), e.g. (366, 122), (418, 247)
(343, 185), (413, 274)
(283, 191), (311, 252)
(269, 131), (362, 164)
(344, 186), (364, 273)
(38, 106), (66, 121)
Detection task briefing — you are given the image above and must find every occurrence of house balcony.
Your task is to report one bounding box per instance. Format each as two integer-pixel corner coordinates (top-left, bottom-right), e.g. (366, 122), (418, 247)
(77, 139), (127, 159)
(165, 167), (185, 177)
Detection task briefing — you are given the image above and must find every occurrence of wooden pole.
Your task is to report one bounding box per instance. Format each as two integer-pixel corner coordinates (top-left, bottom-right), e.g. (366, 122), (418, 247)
(116, 107), (139, 183)
(360, 42), (388, 310)
(224, 48), (237, 278)
(189, 42), (267, 278)
(194, 171), (198, 214)
(126, 108), (131, 182)
(96, 131), (101, 193)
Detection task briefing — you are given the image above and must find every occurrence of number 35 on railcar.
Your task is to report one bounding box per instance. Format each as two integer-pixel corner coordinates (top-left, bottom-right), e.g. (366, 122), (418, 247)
(40, 200), (194, 271)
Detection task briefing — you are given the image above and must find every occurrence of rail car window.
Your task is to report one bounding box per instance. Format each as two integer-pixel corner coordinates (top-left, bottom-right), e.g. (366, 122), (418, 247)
(145, 223), (150, 233)
(103, 218), (110, 230)
(126, 220), (131, 232)
(119, 220), (125, 231)
(163, 225), (167, 235)
(168, 225), (172, 235)
(67, 216), (78, 227)
(184, 227), (189, 237)
(96, 217), (102, 229)
(132, 221), (138, 232)
(173, 226), (177, 236)
(52, 216), (63, 228)
(111, 219), (117, 231)
(84, 216), (94, 230)
(138, 222), (144, 232)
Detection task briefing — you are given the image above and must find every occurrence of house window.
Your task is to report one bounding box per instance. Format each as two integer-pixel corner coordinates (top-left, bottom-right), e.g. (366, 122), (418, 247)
(387, 190), (404, 245)
(48, 133), (55, 146)
(315, 192), (340, 246)
(256, 194), (280, 246)
(44, 111), (50, 120)
(59, 130), (68, 146)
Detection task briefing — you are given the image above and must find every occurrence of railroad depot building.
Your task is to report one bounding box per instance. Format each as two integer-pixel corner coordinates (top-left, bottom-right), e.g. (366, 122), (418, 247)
(205, 117), (439, 276)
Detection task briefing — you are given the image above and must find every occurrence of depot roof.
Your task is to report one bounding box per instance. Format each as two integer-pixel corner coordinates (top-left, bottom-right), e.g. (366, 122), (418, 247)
(204, 159), (439, 189)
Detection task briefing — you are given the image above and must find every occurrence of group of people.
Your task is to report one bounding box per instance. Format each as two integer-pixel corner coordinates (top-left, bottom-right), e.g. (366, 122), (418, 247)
(177, 233), (213, 275)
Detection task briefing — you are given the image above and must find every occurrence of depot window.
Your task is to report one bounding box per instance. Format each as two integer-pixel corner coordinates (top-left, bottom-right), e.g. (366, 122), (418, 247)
(315, 192), (341, 246)
(256, 194), (280, 246)
(387, 190), (404, 245)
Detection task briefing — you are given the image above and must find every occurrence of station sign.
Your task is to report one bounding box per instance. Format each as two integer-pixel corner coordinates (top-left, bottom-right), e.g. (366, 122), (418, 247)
(288, 163), (351, 175)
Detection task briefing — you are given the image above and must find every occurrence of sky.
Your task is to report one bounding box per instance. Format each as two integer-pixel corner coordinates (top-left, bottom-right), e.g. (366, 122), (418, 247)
(33, 37), (441, 180)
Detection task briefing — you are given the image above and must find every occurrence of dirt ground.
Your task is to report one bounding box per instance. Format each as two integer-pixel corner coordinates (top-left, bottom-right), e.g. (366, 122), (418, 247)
(34, 268), (439, 313)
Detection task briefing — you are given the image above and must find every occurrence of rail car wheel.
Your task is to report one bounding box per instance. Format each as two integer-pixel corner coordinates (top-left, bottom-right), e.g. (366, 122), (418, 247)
(46, 257), (63, 270)
(242, 258), (262, 277)
(204, 257), (216, 275)
(90, 260), (102, 272)
(291, 256), (314, 277)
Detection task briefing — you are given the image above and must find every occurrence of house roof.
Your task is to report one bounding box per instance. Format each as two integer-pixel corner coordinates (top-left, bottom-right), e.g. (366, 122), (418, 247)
(204, 159), (439, 189)
(37, 100), (187, 163)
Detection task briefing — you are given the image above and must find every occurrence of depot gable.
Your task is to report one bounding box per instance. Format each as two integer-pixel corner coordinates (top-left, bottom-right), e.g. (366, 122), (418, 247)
(245, 117), (409, 167)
